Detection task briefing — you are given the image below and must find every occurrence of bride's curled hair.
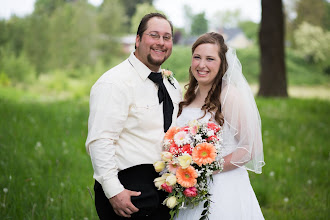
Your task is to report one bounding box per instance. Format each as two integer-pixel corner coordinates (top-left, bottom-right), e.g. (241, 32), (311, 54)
(178, 32), (228, 125)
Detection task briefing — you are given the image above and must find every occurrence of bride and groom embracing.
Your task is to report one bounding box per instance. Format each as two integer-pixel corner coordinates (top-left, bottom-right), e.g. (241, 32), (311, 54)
(85, 12), (265, 220)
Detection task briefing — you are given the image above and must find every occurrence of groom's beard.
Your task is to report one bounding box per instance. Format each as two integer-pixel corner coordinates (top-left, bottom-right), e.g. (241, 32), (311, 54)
(147, 54), (168, 67)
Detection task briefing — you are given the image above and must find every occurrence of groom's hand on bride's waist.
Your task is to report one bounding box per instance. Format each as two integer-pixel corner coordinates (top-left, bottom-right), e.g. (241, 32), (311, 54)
(109, 189), (141, 218)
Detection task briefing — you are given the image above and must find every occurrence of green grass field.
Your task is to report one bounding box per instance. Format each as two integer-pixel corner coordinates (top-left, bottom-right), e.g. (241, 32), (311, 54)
(0, 88), (329, 219)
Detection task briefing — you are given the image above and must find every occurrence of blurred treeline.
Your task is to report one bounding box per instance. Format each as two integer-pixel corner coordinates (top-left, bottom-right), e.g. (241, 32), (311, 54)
(0, 0), (329, 89)
(0, 0), (158, 86)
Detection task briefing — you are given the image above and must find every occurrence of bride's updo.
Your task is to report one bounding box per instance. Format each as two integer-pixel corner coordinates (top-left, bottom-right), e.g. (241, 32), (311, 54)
(178, 32), (228, 125)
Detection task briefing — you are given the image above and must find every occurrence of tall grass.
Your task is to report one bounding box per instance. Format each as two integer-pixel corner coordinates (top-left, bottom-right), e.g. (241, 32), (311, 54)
(0, 92), (329, 219)
(0, 97), (96, 219)
(251, 98), (329, 219)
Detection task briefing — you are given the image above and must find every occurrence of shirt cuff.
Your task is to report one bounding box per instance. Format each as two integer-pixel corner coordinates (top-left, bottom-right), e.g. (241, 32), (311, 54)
(102, 177), (125, 199)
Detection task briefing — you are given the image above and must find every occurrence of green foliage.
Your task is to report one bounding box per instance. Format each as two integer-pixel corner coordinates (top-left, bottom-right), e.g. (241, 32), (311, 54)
(47, 1), (99, 70)
(1, 0), (127, 76)
(0, 48), (36, 84)
(99, 0), (128, 35)
(24, 13), (51, 73)
(323, 0), (330, 31)
(0, 16), (27, 57)
(162, 46), (191, 83)
(23, 57), (125, 100)
(0, 72), (11, 86)
(0, 20), (8, 45)
(40, 70), (70, 91)
(285, 0), (330, 47)
(285, 49), (330, 85)
(236, 46), (260, 83)
(34, 0), (67, 15)
(294, 22), (330, 63)
(191, 12), (208, 36)
(120, 0), (153, 20)
(238, 21), (259, 43)
(97, 0), (128, 63)
(295, 0), (328, 29)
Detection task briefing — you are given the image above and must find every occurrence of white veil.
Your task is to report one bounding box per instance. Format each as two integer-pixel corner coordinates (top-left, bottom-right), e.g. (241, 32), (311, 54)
(221, 48), (265, 174)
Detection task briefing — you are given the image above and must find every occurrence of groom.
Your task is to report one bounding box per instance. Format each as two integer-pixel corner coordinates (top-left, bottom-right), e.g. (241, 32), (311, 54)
(85, 13), (182, 219)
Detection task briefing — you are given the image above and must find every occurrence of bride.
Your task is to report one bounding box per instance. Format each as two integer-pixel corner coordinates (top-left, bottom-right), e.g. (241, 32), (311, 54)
(175, 32), (265, 219)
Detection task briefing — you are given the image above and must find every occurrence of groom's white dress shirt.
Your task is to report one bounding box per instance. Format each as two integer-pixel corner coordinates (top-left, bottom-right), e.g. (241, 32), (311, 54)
(86, 52), (182, 199)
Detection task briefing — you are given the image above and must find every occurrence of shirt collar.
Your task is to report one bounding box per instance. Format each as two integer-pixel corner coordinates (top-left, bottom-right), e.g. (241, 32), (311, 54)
(128, 52), (161, 81)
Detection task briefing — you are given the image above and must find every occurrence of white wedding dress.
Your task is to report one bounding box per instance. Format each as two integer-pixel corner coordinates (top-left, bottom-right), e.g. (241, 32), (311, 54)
(175, 108), (265, 220)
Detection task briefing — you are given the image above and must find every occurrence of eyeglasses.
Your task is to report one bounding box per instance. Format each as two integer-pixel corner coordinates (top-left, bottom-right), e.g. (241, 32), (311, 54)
(145, 32), (172, 42)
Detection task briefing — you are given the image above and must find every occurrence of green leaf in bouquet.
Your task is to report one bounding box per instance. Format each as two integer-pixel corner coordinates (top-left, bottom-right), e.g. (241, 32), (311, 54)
(203, 200), (209, 208)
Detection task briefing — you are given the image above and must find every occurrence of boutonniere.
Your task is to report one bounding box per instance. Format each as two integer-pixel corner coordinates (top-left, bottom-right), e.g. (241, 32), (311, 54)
(162, 69), (176, 89)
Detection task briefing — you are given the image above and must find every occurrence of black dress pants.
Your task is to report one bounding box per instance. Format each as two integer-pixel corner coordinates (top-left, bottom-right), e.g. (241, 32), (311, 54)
(94, 164), (170, 220)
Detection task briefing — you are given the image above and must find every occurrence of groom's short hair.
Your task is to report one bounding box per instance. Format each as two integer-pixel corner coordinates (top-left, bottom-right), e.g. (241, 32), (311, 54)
(136, 12), (173, 41)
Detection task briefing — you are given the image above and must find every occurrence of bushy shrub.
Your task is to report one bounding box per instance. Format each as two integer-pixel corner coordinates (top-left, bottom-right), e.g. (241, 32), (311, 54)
(0, 48), (36, 84)
(0, 72), (11, 86)
(162, 46), (191, 83)
(39, 70), (69, 91)
(294, 22), (330, 66)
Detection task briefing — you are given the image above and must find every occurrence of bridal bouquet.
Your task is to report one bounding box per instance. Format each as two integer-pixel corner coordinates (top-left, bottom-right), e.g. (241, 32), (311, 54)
(153, 120), (224, 220)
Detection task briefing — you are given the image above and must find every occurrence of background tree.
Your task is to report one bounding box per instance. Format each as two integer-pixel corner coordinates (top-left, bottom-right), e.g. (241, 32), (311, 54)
(1, 16), (26, 57)
(130, 3), (160, 34)
(294, 22), (330, 71)
(0, 16), (36, 84)
(23, 0), (70, 74)
(284, 0), (330, 47)
(24, 13), (50, 73)
(98, 0), (127, 63)
(322, 1), (330, 31)
(191, 12), (208, 35)
(47, 1), (98, 70)
(121, 0), (153, 27)
(294, 0), (327, 29)
(258, 0), (288, 97)
(34, 0), (68, 15)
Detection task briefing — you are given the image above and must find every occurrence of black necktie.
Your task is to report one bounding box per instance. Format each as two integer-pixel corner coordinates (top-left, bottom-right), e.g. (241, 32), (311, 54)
(148, 72), (174, 132)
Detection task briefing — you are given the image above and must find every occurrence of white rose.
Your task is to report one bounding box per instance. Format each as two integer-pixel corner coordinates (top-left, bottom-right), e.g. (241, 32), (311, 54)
(153, 161), (165, 172)
(178, 155), (192, 169)
(165, 173), (177, 186)
(163, 196), (178, 209)
(161, 152), (173, 162)
(154, 176), (166, 190)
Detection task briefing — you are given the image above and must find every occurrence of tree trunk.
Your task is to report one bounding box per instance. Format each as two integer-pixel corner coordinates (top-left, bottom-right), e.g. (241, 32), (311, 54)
(258, 0), (288, 97)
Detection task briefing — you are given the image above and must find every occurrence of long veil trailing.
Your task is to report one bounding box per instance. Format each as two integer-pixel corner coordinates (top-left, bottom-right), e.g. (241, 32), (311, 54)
(221, 48), (265, 173)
